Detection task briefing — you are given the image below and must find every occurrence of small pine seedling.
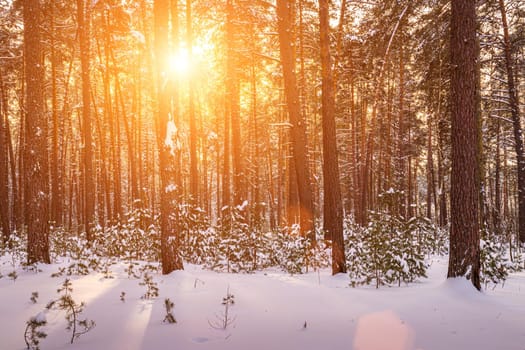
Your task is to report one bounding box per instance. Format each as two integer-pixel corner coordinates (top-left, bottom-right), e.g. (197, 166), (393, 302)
(50, 267), (66, 278)
(8, 270), (18, 281)
(47, 279), (96, 344)
(208, 286), (236, 330)
(30, 292), (39, 304)
(139, 273), (159, 299)
(163, 298), (177, 324)
(24, 313), (47, 350)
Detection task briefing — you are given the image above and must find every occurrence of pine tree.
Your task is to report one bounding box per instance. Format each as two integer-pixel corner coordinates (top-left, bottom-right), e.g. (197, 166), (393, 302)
(447, 0), (481, 290)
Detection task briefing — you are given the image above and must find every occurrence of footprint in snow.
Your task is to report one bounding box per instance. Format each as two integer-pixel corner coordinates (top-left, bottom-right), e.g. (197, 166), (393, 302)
(192, 337), (210, 343)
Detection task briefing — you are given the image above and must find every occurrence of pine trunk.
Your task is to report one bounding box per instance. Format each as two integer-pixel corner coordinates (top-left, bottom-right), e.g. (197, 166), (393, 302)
(0, 73), (9, 242)
(154, 0), (183, 274)
(498, 0), (525, 243)
(319, 0), (345, 274)
(77, 0), (95, 240)
(447, 0), (481, 290)
(24, 0), (50, 264)
(276, 0), (315, 241)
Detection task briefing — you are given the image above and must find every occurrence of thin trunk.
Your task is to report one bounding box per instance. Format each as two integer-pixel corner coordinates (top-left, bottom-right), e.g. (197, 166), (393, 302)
(187, 0), (199, 205)
(498, 0), (525, 243)
(0, 71), (9, 241)
(494, 119), (501, 234)
(78, 0), (95, 240)
(319, 0), (345, 274)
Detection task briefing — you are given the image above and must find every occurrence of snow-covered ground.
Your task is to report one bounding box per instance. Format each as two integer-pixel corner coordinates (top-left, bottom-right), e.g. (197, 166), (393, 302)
(1, 257), (524, 350)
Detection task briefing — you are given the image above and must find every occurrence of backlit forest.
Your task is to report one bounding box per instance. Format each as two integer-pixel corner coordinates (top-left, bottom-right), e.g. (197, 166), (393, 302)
(0, 0), (524, 288)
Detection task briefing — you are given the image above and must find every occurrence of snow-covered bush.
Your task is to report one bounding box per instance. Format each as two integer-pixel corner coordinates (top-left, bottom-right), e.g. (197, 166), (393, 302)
(50, 228), (101, 276)
(24, 313), (47, 350)
(345, 213), (432, 288)
(94, 207), (160, 263)
(187, 202), (329, 274)
(204, 204), (266, 273)
(1, 233), (28, 277)
(479, 228), (524, 288)
(480, 236), (509, 288)
(268, 227), (330, 274)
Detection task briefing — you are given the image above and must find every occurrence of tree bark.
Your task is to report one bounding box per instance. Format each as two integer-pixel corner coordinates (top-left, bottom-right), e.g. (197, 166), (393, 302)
(77, 0), (95, 240)
(0, 71), (10, 242)
(447, 0), (481, 290)
(50, 2), (62, 227)
(319, 0), (345, 274)
(155, 0), (183, 274)
(276, 0), (315, 241)
(498, 0), (525, 243)
(187, 0), (199, 205)
(23, 0), (50, 264)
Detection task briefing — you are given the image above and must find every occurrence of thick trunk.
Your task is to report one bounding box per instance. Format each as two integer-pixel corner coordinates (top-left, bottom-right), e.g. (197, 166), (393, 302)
(50, 3), (62, 227)
(24, 0), (50, 264)
(447, 0), (481, 290)
(154, 0), (183, 274)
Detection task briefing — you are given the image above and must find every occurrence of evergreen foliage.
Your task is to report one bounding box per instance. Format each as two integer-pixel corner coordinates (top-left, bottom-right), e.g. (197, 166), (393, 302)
(24, 313), (47, 350)
(139, 273), (159, 299)
(163, 298), (177, 324)
(46, 279), (95, 344)
(480, 229), (524, 288)
(345, 213), (440, 288)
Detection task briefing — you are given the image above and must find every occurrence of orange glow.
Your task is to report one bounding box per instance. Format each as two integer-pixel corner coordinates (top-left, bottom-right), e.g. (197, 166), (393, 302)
(168, 48), (191, 77)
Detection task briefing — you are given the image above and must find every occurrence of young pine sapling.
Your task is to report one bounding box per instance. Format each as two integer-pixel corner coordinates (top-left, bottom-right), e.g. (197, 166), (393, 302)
(163, 298), (177, 324)
(139, 273), (159, 299)
(47, 279), (95, 344)
(208, 286), (236, 330)
(24, 312), (47, 350)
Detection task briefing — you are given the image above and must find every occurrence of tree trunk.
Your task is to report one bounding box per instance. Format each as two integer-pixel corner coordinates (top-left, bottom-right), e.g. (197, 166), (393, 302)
(23, 0), (50, 264)
(447, 0), (481, 290)
(227, 1), (243, 207)
(498, 0), (525, 243)
(154, 0), (183, 274)
(50, 2), (62, 227)
(187, 0), (199, 205)
(77, 0), (95, 240)
(0, 72), (10, 242)
(319, 0), (345, 274)
(276, 0), (315, 241)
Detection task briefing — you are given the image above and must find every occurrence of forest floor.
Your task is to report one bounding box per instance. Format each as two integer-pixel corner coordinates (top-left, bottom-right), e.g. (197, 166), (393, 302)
(1, 256), (524, 350)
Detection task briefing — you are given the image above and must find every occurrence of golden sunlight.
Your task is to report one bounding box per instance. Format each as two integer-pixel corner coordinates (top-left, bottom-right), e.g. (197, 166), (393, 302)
(168, 48), (191, 77)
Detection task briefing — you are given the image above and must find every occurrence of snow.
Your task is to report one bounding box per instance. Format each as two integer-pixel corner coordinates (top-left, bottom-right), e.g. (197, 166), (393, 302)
(2, 258), (525, 350)
(32, 311), (47, 324)
(164, 119), (180, 154)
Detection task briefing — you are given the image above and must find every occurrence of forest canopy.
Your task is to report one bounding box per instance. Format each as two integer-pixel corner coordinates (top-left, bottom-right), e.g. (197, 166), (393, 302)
(0, 0), (523, 288)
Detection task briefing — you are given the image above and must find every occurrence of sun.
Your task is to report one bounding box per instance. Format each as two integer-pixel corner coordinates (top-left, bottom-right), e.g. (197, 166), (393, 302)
(168, 48), (191, 76)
